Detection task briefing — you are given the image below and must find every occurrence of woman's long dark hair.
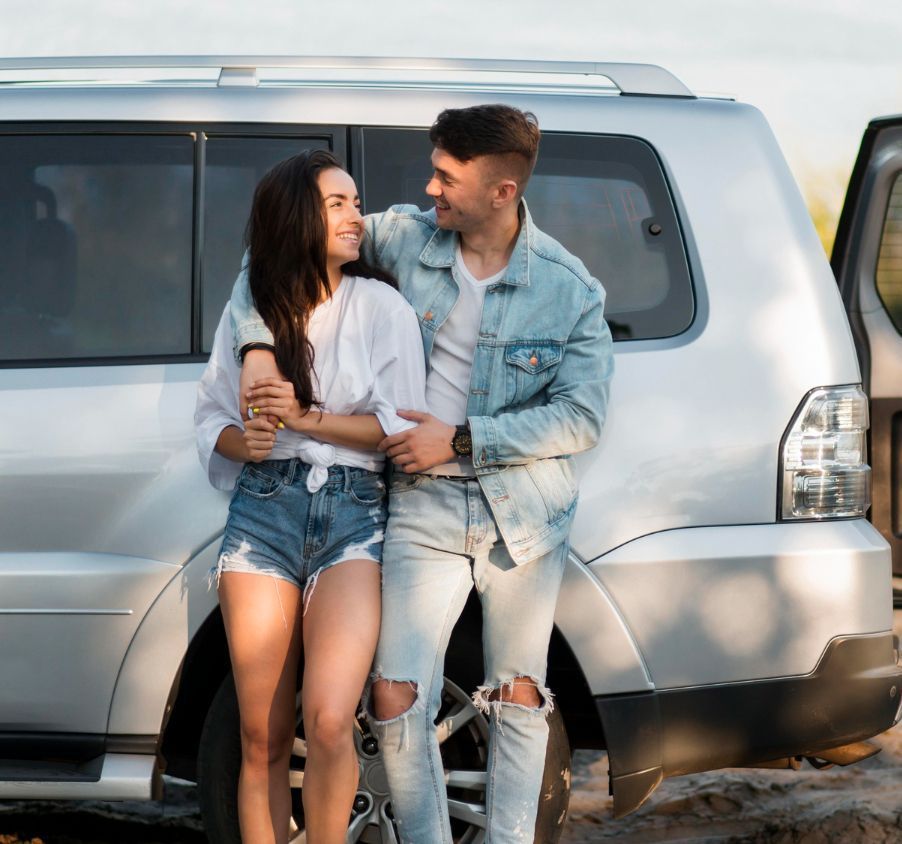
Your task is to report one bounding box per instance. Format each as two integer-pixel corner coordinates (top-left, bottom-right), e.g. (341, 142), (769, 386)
(245, 149), (396, 410)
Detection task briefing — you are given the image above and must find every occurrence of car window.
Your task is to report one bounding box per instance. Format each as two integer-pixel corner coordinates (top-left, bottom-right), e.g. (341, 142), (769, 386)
(358, 127), (694, 340)
(201, 135), (332, 351)
(875, 172), (902, 334)
(0, 133), (193, 363)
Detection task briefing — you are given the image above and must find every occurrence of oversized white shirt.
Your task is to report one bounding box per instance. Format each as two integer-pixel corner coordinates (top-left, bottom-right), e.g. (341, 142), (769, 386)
(196, 275), (427, 492)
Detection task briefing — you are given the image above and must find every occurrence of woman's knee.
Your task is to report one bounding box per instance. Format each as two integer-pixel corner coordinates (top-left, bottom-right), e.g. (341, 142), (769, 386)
(305, 706), (355, 755)
(239, 719), (294, 768)
(371, 678), (418, 721)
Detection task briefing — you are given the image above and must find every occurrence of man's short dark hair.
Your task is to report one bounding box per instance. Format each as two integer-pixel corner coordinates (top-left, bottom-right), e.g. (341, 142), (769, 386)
(429, 104), (540, 196)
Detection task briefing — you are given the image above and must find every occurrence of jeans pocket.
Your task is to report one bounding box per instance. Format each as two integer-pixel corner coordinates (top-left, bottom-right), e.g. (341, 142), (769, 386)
(237, 462), (287, 499)
(349, 472), (387, 506)
(388, 473), (424, 494)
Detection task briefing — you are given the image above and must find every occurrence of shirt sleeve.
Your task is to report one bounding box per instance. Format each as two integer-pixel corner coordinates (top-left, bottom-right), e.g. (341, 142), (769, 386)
(195, 304), (245, 490)
(367, 298), (428, 435)
(228, 250), (274, 361)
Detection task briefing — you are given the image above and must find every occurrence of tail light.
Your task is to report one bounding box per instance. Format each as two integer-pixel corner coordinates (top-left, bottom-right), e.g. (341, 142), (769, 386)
(780, 385), (871, 520)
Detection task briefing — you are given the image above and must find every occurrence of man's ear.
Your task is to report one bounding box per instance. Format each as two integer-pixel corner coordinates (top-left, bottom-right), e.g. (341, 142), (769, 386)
(492, 179), (519, 208)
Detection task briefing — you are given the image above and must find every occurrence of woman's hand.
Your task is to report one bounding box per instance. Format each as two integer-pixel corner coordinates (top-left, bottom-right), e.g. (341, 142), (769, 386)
(247, 377), (314, 433)
(244, 416), (278, 462)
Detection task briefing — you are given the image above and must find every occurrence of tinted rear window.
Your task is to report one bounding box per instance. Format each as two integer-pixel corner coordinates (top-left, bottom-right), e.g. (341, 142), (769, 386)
(0, 133), (193, 362)
(876, 172), (902, 334)
(201, 135), (332, 351)
(359, 127), (693, 340)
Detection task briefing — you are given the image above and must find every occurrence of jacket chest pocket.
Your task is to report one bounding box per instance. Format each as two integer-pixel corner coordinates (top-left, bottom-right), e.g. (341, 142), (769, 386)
(504, 342), (564, 406)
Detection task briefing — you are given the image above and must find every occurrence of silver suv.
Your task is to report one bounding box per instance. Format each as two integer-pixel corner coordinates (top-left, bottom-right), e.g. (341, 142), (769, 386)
(0, 56), (899, 843)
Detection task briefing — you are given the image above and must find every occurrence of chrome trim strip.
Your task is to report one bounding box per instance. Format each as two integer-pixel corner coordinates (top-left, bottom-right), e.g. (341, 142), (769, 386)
(0, 609), (133, 615)
(0, 55), (695, 97)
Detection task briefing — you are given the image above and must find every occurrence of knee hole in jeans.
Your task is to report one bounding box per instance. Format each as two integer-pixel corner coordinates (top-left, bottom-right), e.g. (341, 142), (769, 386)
(372, 678), (418, 721)
(487, 676), (542, 708)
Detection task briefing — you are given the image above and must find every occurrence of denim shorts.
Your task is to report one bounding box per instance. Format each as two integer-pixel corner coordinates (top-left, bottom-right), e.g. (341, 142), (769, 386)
(210, 459), (387, 601)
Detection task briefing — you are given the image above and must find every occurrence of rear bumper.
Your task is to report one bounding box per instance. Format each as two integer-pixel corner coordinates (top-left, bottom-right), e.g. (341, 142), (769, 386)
(596, 632), (902, 817)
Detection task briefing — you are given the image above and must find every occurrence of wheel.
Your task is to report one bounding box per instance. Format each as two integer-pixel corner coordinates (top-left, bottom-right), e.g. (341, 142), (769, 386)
(197, 673), (570, 843)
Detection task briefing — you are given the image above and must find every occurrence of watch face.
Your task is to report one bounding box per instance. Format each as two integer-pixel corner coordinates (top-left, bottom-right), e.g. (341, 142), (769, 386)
(453, 428), (473, 456)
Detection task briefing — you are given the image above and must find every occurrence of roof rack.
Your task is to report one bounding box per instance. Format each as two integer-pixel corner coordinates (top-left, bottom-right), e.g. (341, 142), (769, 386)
(0, 56), (695, 98)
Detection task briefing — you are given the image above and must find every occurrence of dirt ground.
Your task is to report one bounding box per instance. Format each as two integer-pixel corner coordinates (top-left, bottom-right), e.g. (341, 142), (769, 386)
(3, 726), (902, 844)
(561, 723), (902, 843)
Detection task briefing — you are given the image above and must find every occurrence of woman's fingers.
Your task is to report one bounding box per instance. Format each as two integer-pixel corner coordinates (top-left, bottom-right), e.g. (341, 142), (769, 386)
(246, 416), (277, 433)
(248, 376), (290, 389)
(248, 384), (292, 399)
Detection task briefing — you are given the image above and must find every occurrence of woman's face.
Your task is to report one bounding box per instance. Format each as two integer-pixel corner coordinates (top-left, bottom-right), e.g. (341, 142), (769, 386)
(318, 167), (363, 267)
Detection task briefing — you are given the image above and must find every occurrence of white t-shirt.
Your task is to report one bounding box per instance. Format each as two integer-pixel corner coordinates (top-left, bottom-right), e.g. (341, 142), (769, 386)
(426, 247), (507, 476)
(196, 275), (427, 492)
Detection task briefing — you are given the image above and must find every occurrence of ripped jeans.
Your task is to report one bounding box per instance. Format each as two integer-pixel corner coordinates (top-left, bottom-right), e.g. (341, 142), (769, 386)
(368, 474), (566, 844)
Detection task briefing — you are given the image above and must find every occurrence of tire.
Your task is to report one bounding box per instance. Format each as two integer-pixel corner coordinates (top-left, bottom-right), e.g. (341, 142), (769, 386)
(196, 673), (242, 844)
(196, 672), (571, 843)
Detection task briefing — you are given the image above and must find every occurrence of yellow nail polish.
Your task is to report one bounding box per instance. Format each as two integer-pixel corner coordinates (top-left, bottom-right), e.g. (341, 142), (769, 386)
(278, 422), (285, 429)
(252, 407), (259, 414)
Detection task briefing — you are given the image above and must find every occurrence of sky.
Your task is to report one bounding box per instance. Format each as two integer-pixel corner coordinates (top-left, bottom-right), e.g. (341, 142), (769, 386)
(2, 0), (901, 222)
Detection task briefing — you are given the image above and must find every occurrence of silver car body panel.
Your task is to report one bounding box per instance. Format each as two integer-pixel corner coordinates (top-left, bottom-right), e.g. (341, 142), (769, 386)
(108, 539), (221, 736)
(0, 753), (154, 800)
(554, 555), (654, 695)
(0, 552), (177, 732)
(590, 519), (891, 690)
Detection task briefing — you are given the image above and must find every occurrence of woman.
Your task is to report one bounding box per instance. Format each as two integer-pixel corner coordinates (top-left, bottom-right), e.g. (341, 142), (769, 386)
(195, 150), (426, 844)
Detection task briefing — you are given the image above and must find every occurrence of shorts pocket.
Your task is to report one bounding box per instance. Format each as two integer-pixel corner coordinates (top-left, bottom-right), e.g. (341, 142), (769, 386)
(237, 462), (288, 499)
(388, 472), (424, 494)
(349, 472), (387, 506)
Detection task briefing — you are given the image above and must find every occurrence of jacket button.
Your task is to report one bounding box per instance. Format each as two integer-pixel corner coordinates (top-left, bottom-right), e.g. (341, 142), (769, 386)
(480, 448), (487, 464)
(424, 310), (434, 321)
(529, 355), (538, 366)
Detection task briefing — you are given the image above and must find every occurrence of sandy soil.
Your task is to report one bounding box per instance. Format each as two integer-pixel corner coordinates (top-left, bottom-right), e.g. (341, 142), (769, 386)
(3, 728), (902, 844)
(561, 723), (902, 843)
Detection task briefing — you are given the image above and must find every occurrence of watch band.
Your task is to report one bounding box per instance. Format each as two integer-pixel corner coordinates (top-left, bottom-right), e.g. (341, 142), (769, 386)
(239, 342), (276, 363)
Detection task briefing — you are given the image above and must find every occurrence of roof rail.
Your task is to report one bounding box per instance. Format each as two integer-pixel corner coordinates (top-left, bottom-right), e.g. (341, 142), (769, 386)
(0, 56), (695, 98)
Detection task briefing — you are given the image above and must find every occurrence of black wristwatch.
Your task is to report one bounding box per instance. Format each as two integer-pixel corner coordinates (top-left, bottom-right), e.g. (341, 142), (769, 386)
(451, 423), (473, 457)
(239, 342), (275, 363)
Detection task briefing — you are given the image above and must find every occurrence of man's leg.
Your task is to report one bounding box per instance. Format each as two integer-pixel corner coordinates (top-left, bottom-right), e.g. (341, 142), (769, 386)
(368, 477), (474, 844)
(472, 514), (568, 844)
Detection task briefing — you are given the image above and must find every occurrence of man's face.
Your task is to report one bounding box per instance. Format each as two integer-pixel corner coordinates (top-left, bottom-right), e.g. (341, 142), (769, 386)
(426, 147), (497, 233)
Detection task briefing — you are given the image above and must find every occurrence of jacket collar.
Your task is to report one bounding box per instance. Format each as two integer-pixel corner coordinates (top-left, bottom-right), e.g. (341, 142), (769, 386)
(418, 201), (533, 287)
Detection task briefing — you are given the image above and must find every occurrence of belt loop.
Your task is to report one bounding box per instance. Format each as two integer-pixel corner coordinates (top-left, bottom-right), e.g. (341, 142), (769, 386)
(343, 465), (352, 493)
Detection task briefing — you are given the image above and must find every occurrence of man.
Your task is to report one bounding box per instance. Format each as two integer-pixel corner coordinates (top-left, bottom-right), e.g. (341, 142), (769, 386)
(230, 104), (613, 843)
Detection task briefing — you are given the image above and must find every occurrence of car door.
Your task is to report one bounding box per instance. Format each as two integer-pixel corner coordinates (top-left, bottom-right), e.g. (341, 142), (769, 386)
(0, 124), (342, 739)
(832, 116), (902, 579)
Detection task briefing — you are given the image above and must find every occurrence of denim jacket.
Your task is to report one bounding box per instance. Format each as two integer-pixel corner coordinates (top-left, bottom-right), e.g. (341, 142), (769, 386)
(230, 202), (614, 564)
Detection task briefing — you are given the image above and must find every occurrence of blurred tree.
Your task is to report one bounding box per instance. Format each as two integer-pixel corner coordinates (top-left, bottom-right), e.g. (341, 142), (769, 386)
(801, 167), (849, 259)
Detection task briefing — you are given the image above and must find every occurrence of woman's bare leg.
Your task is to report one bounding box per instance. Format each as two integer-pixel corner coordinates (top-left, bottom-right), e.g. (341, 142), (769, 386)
(302, 559), (381, 844)
(219, 572), (303, 844)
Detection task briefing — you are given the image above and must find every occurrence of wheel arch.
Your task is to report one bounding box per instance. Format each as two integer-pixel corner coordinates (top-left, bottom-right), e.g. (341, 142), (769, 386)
(107, 537), (226, 779)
